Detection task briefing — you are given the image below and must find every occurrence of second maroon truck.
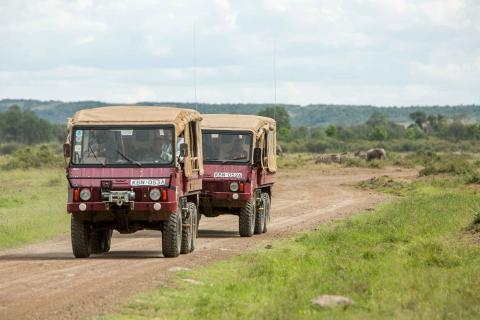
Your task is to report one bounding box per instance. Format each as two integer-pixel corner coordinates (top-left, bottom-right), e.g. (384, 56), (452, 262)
(200, 114), (277, 236)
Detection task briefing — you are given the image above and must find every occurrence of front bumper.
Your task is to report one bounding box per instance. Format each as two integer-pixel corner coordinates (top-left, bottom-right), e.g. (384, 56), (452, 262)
(201, 191), (252, 201)
(67, 201), (176, 214)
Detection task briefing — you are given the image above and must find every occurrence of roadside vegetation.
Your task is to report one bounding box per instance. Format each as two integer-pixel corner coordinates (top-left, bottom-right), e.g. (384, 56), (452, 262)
(104, 175), (480, 319)
(256, 106), (480, 154)
(0, 168), (68, 248)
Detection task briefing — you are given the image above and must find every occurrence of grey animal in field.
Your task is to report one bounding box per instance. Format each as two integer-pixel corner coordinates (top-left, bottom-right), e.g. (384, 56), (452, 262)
(315, 153), (348, 164)
(315, 154), (333, 164)
(366, 148), (386, 161)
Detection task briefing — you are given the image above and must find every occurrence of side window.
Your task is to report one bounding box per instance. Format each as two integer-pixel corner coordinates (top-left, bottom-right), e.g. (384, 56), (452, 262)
(262, 132), (268, 168)
(188, 121), (200, 170)
(266, 129), (277, 171)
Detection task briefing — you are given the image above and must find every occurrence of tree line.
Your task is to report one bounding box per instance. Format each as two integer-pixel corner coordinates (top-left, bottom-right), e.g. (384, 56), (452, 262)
(258, 106), (480, 153)
(0, 105), (65, 145)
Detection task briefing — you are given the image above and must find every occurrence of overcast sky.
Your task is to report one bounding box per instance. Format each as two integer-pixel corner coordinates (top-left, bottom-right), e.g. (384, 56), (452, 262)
(0, 0), (479, 106)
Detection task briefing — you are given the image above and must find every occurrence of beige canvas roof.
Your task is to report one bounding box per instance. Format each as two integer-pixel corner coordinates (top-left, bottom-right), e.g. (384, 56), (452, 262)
(69, 106), (202, 133)
(201, 114), (276, 134)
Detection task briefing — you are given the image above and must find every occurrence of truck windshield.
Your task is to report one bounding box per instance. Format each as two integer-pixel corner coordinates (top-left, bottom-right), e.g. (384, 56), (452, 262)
(202, 131), (252, 163)
(71, 127), (174, 166)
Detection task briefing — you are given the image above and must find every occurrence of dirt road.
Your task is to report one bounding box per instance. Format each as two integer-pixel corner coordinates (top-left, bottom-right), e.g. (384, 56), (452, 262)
(0, 166), (416, 319)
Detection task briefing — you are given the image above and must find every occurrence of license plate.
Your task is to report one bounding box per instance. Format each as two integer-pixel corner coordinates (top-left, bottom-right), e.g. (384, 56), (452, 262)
(213, 172), (243, 178)
(130, 179), (166, 187)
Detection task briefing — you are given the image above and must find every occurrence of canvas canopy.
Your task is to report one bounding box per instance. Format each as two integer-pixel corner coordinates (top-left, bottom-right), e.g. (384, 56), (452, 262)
(66, 106), (204, 176)
(69, 106), (202, 135)
(201, 114), (276, 135)
(202, 114), (277, 172)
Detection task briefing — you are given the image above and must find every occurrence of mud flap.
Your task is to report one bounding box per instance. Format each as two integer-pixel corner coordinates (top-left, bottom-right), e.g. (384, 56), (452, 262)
(113, 210), (129, 233)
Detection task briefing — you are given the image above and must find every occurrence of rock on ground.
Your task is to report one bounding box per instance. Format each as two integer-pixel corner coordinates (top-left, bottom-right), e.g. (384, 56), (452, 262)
(312, 295), (353, 308)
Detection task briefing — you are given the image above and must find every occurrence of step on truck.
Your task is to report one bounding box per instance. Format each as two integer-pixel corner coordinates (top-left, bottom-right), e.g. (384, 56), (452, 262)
(64, 106), (204, 258)
(200, 114), (277, 236)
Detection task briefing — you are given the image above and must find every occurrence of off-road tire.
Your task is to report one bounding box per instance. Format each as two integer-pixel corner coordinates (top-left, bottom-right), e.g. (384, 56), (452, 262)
(162, 210), (182, 258)
(254, 195), (266, 235)
(239, 199), (255, 237)
(182, 203), (198, 253)
(262, 193), (271, 233)
(71, 215), (91, 258)
(181, 203), (196, 254)
(90, 229), (113, 254)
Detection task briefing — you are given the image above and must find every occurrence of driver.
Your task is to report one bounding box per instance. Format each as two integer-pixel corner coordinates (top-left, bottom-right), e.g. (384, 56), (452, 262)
(87, 131), (107, 158)
(158, 129), (173, 162)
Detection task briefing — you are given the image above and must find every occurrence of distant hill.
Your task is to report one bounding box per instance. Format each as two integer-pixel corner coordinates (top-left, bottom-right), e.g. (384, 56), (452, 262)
(0, 99), (479, 127)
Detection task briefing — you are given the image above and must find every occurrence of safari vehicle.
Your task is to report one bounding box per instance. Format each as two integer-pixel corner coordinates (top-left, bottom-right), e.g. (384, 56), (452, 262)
(200, 114), (276, 237)
(64, 106), (203, 258)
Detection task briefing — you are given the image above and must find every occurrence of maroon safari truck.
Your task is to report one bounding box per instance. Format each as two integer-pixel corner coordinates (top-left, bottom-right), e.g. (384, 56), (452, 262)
(200, 114), (277, 237)
(64, 106), (204, 258)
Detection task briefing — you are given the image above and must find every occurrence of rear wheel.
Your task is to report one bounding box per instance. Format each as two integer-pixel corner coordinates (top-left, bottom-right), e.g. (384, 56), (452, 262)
(239, 199), (255, 237)
(162, 210), (182, 258)
(181, 203), (198, 254)
(188, 203), (199, 252)
(262, 193), (271, 233)
(71, 215), (91, 258)
(254, 196), (266, 235)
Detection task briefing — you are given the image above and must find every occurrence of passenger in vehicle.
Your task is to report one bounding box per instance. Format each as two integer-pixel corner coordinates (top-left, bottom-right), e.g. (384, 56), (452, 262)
(159, 129), (173, 162)
(228, 135), (248, 160)
(177, 133), (185, 162)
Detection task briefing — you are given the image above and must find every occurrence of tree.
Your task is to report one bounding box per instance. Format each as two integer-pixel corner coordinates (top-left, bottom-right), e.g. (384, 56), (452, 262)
(257, 106), (291, 132)
(367, 112), (389, 127)
(325, 124), (337, 138)
(0, 105), (54, 144)
(369, 125), (388, 141)
(409, 111), (427, 128)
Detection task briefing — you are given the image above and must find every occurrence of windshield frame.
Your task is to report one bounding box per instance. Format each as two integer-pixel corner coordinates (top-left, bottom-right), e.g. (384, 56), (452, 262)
(202, 129), (253, 165)
(69, 124), (176, 168)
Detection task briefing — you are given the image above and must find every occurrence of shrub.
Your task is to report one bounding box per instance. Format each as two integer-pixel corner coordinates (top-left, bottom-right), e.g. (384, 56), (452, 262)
(0, 142), (22, 155)
(1, 144), (63, 170)
(419, 154), (475, 177)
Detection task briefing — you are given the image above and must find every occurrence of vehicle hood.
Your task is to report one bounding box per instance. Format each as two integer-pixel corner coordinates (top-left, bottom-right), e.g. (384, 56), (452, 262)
(203, 164), (251, 181)
(67, 167), (175, 188)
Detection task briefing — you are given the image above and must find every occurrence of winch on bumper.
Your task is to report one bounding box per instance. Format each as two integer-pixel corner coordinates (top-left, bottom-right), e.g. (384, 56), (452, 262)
(101, 190), (136, 207)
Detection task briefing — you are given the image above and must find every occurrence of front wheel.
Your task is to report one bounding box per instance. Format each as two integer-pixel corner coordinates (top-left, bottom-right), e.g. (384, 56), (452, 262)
(162, 210), (182, 258)
(71, 215), (91, 258)
(239, 199), (255, 237)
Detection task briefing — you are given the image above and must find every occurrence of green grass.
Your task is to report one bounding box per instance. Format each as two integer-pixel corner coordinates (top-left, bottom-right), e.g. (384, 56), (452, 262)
(104, 182), (480, 320)
(277, 153), (316, 169)
(0, 168), (69, 248)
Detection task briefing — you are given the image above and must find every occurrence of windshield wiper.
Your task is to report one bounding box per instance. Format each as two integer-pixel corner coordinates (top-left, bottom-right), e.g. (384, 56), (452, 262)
(88, 145), (105, 166)
(116, 150), (142, 167)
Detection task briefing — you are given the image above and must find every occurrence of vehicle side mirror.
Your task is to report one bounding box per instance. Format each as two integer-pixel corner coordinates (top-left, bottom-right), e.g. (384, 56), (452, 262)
(253, 147), (261, 164)
(63, 143), (71, 158)
(179, 143), (188, 158)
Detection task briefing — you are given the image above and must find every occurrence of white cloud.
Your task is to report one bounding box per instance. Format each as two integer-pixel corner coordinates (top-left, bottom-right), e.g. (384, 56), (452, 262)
(0, 0), (478, 105)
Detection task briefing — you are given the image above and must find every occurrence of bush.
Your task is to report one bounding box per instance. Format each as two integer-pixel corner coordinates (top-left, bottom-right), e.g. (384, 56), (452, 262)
(344, 158), (365, 167)
(419, 154), (475, 177)
(0, 142), (22, 155)
(1, 144), (63, 170)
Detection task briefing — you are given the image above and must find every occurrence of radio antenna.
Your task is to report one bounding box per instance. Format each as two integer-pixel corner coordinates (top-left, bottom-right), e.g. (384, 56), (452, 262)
(193, 21), (198, 111)
(273, 38), (277, 121)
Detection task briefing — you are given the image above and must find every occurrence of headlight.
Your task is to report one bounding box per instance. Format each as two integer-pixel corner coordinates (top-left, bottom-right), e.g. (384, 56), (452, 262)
(79, 188), (91, 201)
(149, 188), (161, 201)
(229, 182), (239, 192)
